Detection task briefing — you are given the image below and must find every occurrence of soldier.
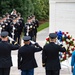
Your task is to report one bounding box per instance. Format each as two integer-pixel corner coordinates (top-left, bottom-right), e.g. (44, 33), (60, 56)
(0, 17), (3, 24)
(16, 13), (24, 45)
(42, 33), (66, 75)
(0, 31), (20, 75)
(18, 36), (42, 75)
(17, 13), (24, 33)
(5, 13), (12, 37)
(3, 14), (10, 34)
(0, 17), (2, 24)
(32, 15), (39, 42)
(24, 17), (34, 40)
(2, 15), (7, 22)
(10, 9), (17, 18)
(0, 17), (3, 34)
(0, 17), (2, 33)
(10, 17), (18, 40)
(1, 15), (7, 32)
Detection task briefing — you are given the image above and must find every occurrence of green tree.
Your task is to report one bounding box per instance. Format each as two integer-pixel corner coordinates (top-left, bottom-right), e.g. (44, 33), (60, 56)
(0, 0), (10, 16)
(0, 0), (49, 21)
(22, 0), (34, 21)
(9, 0), (34, 21)
(31, 0), (49, 20)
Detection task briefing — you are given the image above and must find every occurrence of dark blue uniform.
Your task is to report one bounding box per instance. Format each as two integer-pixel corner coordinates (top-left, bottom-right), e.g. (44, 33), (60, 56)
(18, 44), (42, 69)
(24, 23), (34, 40)
(42, 33), (66, 75)
(0, 31), (20, 75)
(18, 36), (42, 75)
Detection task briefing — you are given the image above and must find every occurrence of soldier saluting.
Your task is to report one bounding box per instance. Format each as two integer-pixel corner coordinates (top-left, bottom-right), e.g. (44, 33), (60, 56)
(0, 31), (20, 75)
(18, 36), (42, 75)
(42, 33), (66, 75)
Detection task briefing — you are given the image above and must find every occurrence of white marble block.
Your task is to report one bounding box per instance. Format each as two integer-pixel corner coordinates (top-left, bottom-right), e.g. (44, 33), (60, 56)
(49, 0), (75, 38)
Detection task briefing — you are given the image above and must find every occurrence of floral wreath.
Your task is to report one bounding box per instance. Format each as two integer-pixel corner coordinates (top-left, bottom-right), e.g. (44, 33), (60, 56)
(45, 31), (75, 62)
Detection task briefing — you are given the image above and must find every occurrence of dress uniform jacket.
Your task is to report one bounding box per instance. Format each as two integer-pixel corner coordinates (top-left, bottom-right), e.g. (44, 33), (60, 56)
(24, 23), (34, 39)
(42, 42), (66, 70)
(0, 41), (19, 68)
(18, 18), (24, 32)
(33, 19), (39, 36)
(18, 44), (42, 70)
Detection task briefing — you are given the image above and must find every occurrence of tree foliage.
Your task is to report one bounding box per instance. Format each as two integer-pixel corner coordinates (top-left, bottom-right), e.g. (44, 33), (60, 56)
(0, 0), (49, 21)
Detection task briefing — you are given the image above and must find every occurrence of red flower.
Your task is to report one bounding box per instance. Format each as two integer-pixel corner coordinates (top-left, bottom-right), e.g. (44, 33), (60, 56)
(64, 34), (66, 36)
(72, 48), (74, 51)
(62, 32), (65, 34)
(68, 51), (72, 57)
(72, 39), (75, 41)
(63, 55), (66, 60)
(66, 41), (69, 44)
(68, 35), (71, 39)
(46, 38), (49, 41)
(55, 31), (57, 33)
(66, 32), (69, 34)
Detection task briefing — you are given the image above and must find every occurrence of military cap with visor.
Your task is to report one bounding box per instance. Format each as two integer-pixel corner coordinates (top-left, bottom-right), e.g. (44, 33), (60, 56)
(1, 31), (9, 37)
(49, 33), (57, 39)
(23, 36), (31, 41)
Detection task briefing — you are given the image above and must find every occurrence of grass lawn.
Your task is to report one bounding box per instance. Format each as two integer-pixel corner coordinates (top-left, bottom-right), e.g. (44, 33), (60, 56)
(37, 22), (49, 32)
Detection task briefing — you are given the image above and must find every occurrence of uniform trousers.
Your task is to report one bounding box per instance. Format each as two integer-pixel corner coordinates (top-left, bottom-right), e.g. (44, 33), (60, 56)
(46, 70), (60, 75)
(21, 69), (34, 75)
(0, 67), (10, 75)
(14, 34), (21, 45)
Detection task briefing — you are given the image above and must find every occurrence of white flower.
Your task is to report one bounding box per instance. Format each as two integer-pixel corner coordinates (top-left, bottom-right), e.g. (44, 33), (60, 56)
(70, 50), (72, 53)
(66, 39), (70, 42)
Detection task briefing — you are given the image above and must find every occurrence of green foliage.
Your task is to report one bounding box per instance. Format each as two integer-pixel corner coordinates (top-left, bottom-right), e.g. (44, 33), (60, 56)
(32, 0), (49, 20)
(0, 0), (49, 21)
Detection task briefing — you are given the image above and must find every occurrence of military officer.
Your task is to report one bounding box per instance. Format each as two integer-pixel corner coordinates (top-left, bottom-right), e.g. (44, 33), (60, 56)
(0, 31), (20, 75)
(1, 15), (6, 32)
(16, 13), (24, 45)
(0, 17), (3, 34)
(0, 17), (2, 33)
(24, 17), (34, 40)
(42, 33), (66, 75)
(0, 17), (2, 29)
(32, 15), (39, 42)
(10, 17), (18, 40)
(5, 13), (12, 37)
(18, 36), (42, 75)
(10, 9), (17, 19)
(0, 17), (2, 23)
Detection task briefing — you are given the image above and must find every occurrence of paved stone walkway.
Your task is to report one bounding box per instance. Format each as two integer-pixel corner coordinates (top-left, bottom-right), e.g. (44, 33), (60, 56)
(10, 27), (72, 75)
